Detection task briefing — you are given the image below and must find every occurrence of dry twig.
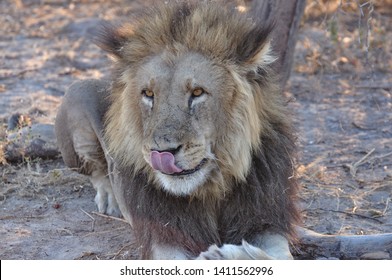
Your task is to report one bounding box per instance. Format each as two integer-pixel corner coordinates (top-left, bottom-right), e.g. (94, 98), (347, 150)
(80, 208), (95, 231)
(91, 211), (129, 224)
(344, 148), (375, 177)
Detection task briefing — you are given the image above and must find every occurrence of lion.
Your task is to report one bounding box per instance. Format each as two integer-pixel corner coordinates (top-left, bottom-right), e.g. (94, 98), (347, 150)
(55, 1), (299, 260)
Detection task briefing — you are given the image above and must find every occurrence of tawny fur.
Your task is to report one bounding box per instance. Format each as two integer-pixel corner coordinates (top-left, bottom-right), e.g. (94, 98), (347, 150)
(56, 1), (300, 259)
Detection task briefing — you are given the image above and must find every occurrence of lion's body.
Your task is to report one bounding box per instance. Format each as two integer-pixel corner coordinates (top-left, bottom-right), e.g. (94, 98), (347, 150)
(55, 1), (299, 259)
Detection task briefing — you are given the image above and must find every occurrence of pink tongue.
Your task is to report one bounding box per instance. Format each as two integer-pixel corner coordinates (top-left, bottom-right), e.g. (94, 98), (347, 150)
(150, 151), (183, 174)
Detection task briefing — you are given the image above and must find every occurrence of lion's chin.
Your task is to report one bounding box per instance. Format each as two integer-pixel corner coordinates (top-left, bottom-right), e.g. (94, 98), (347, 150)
(155, 164), (212, 196)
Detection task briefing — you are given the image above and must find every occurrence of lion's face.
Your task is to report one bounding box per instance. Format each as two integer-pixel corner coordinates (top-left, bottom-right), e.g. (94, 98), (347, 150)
(131, 51), (236, 195)
(102, 2), (280, 197)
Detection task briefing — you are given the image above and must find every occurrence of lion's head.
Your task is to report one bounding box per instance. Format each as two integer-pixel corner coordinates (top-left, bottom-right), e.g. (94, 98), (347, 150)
(100, 2), (290, 198)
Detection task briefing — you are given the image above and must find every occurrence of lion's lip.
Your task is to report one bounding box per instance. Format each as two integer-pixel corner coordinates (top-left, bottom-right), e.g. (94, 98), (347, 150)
(164, 158), (208, 176)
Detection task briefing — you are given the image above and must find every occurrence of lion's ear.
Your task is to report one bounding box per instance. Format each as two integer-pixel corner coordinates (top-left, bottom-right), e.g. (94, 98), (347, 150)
(95, 23), (132, 60)
(236, 23), (276, 71)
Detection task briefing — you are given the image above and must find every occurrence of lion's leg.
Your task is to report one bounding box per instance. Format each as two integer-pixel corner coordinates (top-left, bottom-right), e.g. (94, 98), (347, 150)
(196, 231), (293, 260)
(55, 79), (121, 217)
(72, 129), (121, 217)
(90, 169), (121, 217)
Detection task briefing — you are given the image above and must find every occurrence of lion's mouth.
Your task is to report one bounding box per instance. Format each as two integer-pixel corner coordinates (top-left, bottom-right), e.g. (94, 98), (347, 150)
(165, 158), (208, 176)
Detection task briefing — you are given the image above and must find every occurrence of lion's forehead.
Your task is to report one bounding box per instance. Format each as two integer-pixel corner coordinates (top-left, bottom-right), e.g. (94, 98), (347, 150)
(134, 52), (229, 97)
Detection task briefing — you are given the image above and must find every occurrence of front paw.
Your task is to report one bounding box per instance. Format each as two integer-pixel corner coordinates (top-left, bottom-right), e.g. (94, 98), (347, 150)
(94, 191), (121, 217)
(106, 193), (122, 217)
(196, 245), (225, 260)
(196, 241), (274, 260)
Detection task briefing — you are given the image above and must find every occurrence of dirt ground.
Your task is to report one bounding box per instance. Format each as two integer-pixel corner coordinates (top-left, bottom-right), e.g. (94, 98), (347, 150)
(0, 0), (391, 260)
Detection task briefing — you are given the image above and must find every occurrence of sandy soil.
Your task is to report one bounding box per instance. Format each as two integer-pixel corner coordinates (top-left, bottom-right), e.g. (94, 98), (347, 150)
(0, 0), (391, 259)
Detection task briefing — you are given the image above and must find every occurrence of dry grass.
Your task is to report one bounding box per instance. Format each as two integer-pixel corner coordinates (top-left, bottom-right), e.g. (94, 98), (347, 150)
(299, 0), (392, 75)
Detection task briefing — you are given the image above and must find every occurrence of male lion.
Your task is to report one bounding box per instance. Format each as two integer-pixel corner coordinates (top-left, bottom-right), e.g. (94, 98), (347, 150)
(55, 1), (299, 259)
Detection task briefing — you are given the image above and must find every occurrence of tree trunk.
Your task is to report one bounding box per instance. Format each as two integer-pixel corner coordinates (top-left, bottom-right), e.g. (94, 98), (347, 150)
(249, 0), (306, 86)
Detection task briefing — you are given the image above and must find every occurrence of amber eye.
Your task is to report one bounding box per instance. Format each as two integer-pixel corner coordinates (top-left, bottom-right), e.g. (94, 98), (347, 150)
(142, 89), (154, 98)
(192, 88), (205, 97)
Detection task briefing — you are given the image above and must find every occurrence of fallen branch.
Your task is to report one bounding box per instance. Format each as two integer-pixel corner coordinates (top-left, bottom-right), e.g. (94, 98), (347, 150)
(294, 226), (392, 259)
(4, 123), (60, 162)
